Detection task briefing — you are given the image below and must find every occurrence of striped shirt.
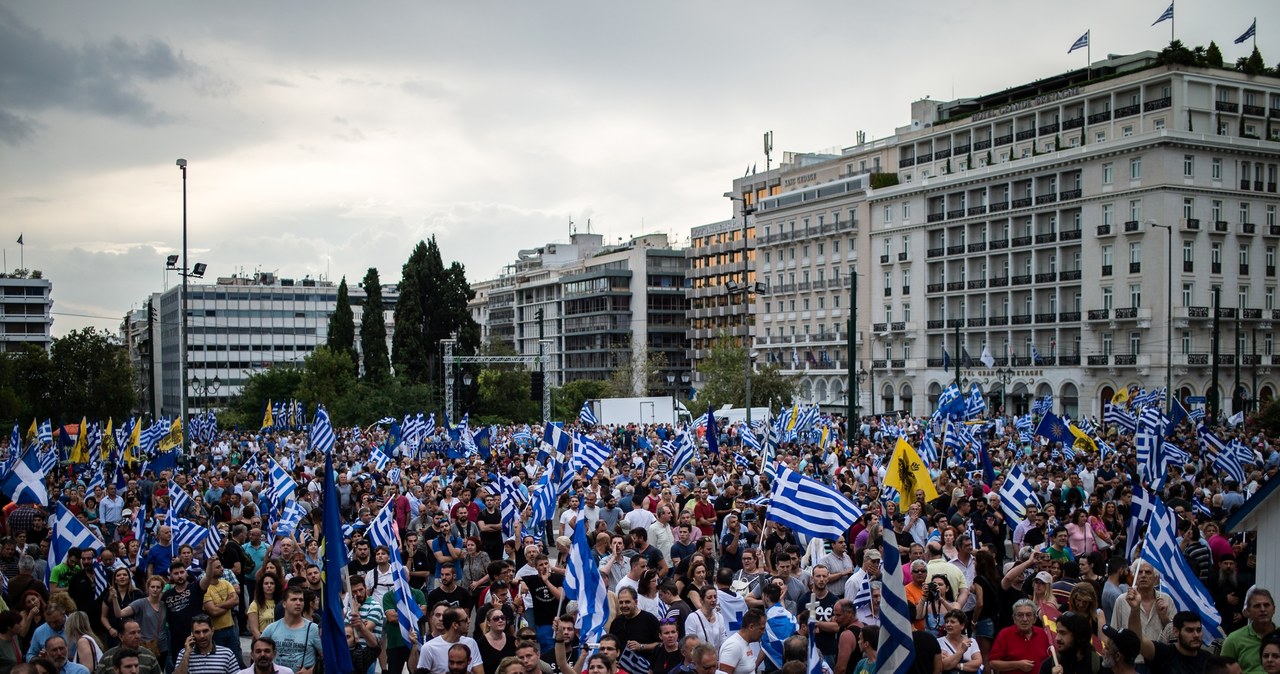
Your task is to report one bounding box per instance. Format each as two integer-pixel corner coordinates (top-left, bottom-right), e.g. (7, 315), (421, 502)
(174, 645), (239, 674)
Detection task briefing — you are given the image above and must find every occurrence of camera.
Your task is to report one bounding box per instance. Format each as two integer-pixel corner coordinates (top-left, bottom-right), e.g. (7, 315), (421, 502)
(925, 583), (938, 601)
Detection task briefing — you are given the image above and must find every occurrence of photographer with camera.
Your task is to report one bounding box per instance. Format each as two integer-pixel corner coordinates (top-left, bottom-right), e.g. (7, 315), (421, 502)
(915, 574), (960, 636)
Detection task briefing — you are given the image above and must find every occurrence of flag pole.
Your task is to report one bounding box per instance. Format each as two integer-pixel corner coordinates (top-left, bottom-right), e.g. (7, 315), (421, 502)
(1171, 2), (1175, 42)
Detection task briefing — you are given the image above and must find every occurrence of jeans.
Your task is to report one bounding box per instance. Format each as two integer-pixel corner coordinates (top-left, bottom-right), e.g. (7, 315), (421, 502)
(213, 627), (243, 667)
(386, 645), (411, 674)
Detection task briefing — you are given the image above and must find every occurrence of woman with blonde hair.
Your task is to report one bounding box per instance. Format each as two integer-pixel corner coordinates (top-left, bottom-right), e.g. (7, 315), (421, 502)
(476, 607), (515, 674)
(63, 611), (103, 669)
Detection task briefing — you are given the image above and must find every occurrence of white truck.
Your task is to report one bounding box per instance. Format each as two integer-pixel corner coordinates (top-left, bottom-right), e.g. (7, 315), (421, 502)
(589, 396), (692, 427)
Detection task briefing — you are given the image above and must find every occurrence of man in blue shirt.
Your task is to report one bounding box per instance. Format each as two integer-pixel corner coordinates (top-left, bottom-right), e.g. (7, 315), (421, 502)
(429, 515), (464, 585)
(43, 635), (90, 674)
(142, 525), (174, 578)
(26, 603), (68, 661)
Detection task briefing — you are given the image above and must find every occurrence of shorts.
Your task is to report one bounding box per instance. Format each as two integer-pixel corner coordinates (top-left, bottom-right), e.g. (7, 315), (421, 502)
(973, 617), (995, 639)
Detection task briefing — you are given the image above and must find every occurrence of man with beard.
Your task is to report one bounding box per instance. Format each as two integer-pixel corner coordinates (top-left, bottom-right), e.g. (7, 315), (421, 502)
(1221, 588), (1276, 674)
(1038, 611), (1095, 674)
(1208, 555), (1247, 634)
(1127, 588), (1212, 674)
(1100, 626), (1141, 674)
(236, 637), (292, 674)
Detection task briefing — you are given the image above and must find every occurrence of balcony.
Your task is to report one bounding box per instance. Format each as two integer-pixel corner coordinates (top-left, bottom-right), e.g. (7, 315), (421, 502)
(1269, 225), (1280, 237)
(1097, 224), (1113, 236)
(1124, 220), (1141, 232)
(946, 245), (965, 255)
(1035, 272), (1058, 283)
(883, 287), (892, 297)
(1212, 262), (1222, 274)
(961, 317), (984, 328)
(946, 281), (965, 291)
(872, 360), (887, 369)
(1088, 309), (1110, 320)
(872, 323), (887, 332)
(1241, 264), (1251, 275)
(918, 153), (933, 163)
(1011, 197), (1033, 209)
(1244, 354), (1262, 365)
(1039, 122), (1060, 135)
(1035, 312), (1057, 323)
(954, 144), (971, 154)
(1188, 306), (1210, 318)
(927, 213), (946, 223)
(1012, 314), (1033, 325)
(927, 282), (945, 293)
(1269, 266), (1277, 277)
(1012, 275), (1032, 286)
(1214, 221), (1229, 233)
(1060, 189), (1082, 201)
(990, 238), (1009, 250)
(1060, 269), (1082, 281)
(990, 315), (1009, 326)
(1130, 262), (1141, 273)
(968, 241), (987, 253)
(1012, 235), (1032, 247)
(990, 201), (1010, 213)
(1015, 129), (1037, 141)
(968, 205), (988, 217)
(1101, 265), (1112, 276)
(1087, 110), (1112, 124)
(1184, 218), (1200, 231)
(902, 286), (911, 295)
(1060, 355), (1081, 366)
(1243, 308), (1262, 319)
(1187, 353), (1209, 365)
(944, 209), (966, 220)
(990, 276), (1009, 287)
(1244, 104), (1267, 116)
(890, 359), (906, 369)
(1144, 97), (1172, 111)
(1184, 261), (1194, 273)
(1087, 354), (1110, 365)
(1035, 232), (1058, 244)
(1115, 307), (1138, 319)
(1059, 311), (1081, 322)
(880, 254), (891, 264)
(891, 322), (907, 332)
(900, 157), (916, 168)
(974, 139), (992, 150)
(1218, 354), (1236, 365)
(1218, 307), (1237, 319)
(947, 319), (965, 328)
(1060, 229), (1082, 242)
(898, 252), (909, 261)
(1036, 193), (1058, 205)
(927, 319), (944, 329)
(1115, 104), (1141, 118)
(927, 357), (944, 367)
(928, 247), (945, 258)
(1114, 354), (1137, 365)
(1242, 222), (1257, 235)
(935, 148), (952, 159)
(968, 279), (987, 289)
(1215, 101), (1239, 113)
(994, 134), (1013, 146)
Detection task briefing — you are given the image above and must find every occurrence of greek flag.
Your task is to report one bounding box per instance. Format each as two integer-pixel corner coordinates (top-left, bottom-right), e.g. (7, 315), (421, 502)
(49, 502), (105, 584)
(511, 425), (532, 446)
(1015, 414), (1033, 432)
(528, 472), (559, 525)
(917, 430), (938, 467)
(579, 402), (598, 426)
(1193, 496), (1213, 519)
(1068, 30), (1089, 53)
(563, 516), (610, 648)
(423, 412), (436, 439)
(1152, 2), (1173, 25)
(766, 465), (863, 539)
(1228, 410), (1245, 427)
(1031, 396), (1053, 416)
(571, 433), (611, 479)
(934, 383), (965, 420)
(268, 457), (297, 512)
(276, 501), (308, 538)
(498, 474), (524, 539)
(169, 515), (210, 553)
(0, 447), (49, 506)
(367, 501), (425, 643)
(876, 530), (916, 674)
(242, 453), (263, 480)
(1139, 496), (1223, 637)
(541, 423), (571, 463)
(1235, 19), (1256, 45)
(761, 601), (798, 668)
(998, 464), (1040, 528)
(1198, 425), (1246, 485)
(1104, 403), (1138, 433)
(691, 412), (708, 430)
(667, 431), (697, 477)
(39, 447), (58, 475)
(369, 445), (391, 472)
(1126, 485), (1157, 559)
(1189, 406), (1206, 422)
(203, 521), (223, 560)
(944, 421), (972, 460)
(310, 406), (336, 454)
(168, 481), (192, 516)
(741, 423), (761, 451)
(37, 419), (53, 445)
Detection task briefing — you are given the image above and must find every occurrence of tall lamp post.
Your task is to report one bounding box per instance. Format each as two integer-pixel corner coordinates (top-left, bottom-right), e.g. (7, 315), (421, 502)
(994, 364), (1014, 413)
(724, 192), (756, 426)
(1151, 222), (1173, 413)
(176, 159), (189, 453)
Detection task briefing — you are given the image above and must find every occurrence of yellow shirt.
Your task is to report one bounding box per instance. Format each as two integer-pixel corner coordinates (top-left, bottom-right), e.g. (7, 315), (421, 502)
(203, 579), (237, 631)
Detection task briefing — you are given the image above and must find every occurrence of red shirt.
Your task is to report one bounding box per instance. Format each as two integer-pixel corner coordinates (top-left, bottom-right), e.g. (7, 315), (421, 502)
(989, 625), (1052, 673)
(692, 500), (716, 536)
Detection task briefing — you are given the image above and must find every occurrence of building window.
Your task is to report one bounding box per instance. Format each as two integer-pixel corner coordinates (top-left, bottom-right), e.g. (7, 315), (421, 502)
(883, 205), (892, 223)
(1103, 332), (1113, 355)
(1182, 283), (1194, 306)
(1130, 284), (1142, 308)
(1183, 198), (1195, 219)
(1242, 202), (1252, 224)
(1241, 247), (1251, 267)
(902, 202), (910, 220)
(1102, 163), (1113, 184)
(1123, 126), (1134, 137)
(1181, 331), (1191, 354)
(1103, 204), (1114, 226)
(1129, 242), (1142, 264)
(1130, 158), (1142, 180)
(1103, 288), (1113, 310)
(1102, 245), (1113, 267)
(1096, 131), (1106, 143)
(1130, 199), (1142, 222)
(1154, 119), (1165, 130)
(1130, 332), (1141, 354)
(1269, 205), (1277, 227)
(1240, 287), (1249, 308)
(883, 239), (891, 256)
(1183, 241), (1194, 264)
(1212, 200), (1223, 222)
(1212, 158), (1223, 180)
(1184, 154), (1195, 177)
(1267, 287), (1275, 310)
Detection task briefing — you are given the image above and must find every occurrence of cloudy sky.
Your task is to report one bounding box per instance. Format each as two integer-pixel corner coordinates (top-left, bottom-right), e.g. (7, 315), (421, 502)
(0, 1), (1267, 335)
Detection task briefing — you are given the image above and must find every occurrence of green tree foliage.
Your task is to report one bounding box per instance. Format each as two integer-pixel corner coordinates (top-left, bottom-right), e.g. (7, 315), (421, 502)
(295, 345), (357, 412)
(228, 366), (304, 427)
(360, 268), (391, 382)
(0, 344), (55, 421)
(1240, 47), (1267, 76)
(392, 237), (481, 389)
(551, 379), (611, 421)
(693, 333), (796, 413)
(326, 276), (358, 371)
(44, 328), (135, 421)
(1157, 40), (1197, 66)
(606, 348), (669, 398)
(468, 337), (537, 424)
(1206, 41), (1224, 68)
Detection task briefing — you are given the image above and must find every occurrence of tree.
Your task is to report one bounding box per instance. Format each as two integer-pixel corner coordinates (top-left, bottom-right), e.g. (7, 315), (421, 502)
(327, 276), (358, 371)
(392, 237), (481, 390)
(693, 333), (796, 412)
(0, 344), (56, 421)
(1206, 41), (1224, 67)
(295, 345), (357, 411)
(229, 365), (302, 425)
(470, 337), (538, 424)
(1157, 39), (1196, 66)
(551, 379), (611, 421)
(48, 328), (135, 421)
(360, 267), (391, 381)
(1240, 47), (1267, 76)
(606, 347), (669, 398)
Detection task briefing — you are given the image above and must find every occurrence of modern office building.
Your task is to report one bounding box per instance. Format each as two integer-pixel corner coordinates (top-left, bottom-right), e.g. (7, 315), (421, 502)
(0, 275), (53, 353)
(151, 272), (398, 416)
(724, 53), (1280, 419)
(471, 232), (690, 395)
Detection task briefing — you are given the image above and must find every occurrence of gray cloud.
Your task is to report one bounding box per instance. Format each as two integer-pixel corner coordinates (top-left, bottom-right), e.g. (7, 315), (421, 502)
(0, 5), (217, 143)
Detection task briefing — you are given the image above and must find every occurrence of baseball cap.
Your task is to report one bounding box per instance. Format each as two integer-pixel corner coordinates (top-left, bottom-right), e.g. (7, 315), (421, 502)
(864, 549), (882, 561)
(1034, 571), (1053, 584)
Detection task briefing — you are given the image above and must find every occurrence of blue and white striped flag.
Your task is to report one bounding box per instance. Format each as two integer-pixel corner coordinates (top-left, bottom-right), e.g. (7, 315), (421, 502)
(168, 515), (210, 554)
(369, 446), (391, 472)
(963, 384), (987, 420)
(563, 516), (610, 648)
(762, 422), (778, 484)
(998, 464), (1040, 528)
(1, 448), (49, 506)
(578, 402), (598, 426)
(1135, 407), (1168, 486)
(367, 501), (425, 643)
(741, 424), (761, 451)
(423, 412), (436, 440)
(572, 434), (611, 479)
(203, 521), (223, 560)
(666, 431), (697, 477)
(917, 430), (938, 467)
(1193, 496), (1213, 519)
(37, 419), (53, 445)
(310, 406), (335, 454)
(1104, 403), (1138, 433)
(766, 465), (863, 539)
(1015, 414), (1033, 432)
(49, 502), (104, 585)
(276, 501), (308, 539)
(1068, 30), (1089, 53)
(168, 480), (192, 516)
(268, 457), (297, 512)
(877, 530), (916, 674)
(1126, 485), (1157, 559)
(1139, 496), (1223, 637)
(1198, 425), (1246, 485)
(1152, 2), (1174, 25)
(498, 474), (525, 540)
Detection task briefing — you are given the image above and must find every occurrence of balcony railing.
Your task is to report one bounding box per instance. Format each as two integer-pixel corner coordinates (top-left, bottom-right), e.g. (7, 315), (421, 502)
(968, 317), (987, 327)
(927, 213), (945, 223)
(1241, 264), (1250, 275)
(880, 254), (891, 264)
(1218, 354), (1236, 365)
(1039, 122), (1060, 134)
(1114, 354), (1137, 365)
(968, 279), (987, 289)
(1060, 189), (1082, 201)
(1036, 193), (1058, 205)
(927, 283), (944, 293)
(891, 322), (907, 331)
(1101, 265), (1113, 276)
(1214, 221), (1229, 233)
(898, 252), (908, 261)
(1212, 263), (1222, 274)
(927, 357), (944, 367)
(1115, 104), (1141, 118)
(1215, 101), (1239, 113)
(1061, 229), (1082, 241)
(1059, 311), (1081, 322)
(890, 359), (906, 369)
(928, 247), (945, 258)
(1130, 262), (1142, 273)
(1035, 272), (1058, 283)
(1012, 235), (1032, 247)
(1012, 275), (1032, 286)
(1087, 110), (1112, 124)
(1269, 225), (1280, 237)
(872, 323), (887, 332)
(947, 209), (966, 219)
(1088, 309), (1109, 320)
(968, 205), (988, 217)
(990, 276), (1009, 287)
(1011, 197), (1033, 209)
(1087, 354), (1110, 365)
(1035, 312), (1057, 323)
(1115, 307), (1138, 319)
(990, 201), (1009, 213)
(1242, 222), (1257, 235)
(1060, 355), (1081, 366)
(1188, 353), (1209, 365)
(1244, 104), (1267, 116)
(900, 157), (916, 168)
(990, 315), (1009, 326)
(974, 139), (992, 150)
(1124, 220), (1141, 232)
(1243, 308), (1262, 319)
(927, 319), (944, 329)
(954, 144), (971, 154)
(1188, 306), (1210, 318)
(1097, 224), (1113, 236)
(947, 319), (965, 328)
(935, 148), (952, 159)
(990, 238), (1009, 250)
(1015, 129), (1037, 141)
(1060, 270), (1082, 281)
(1012, 314), (1032, 324)
(1035, 232), (1057, 244)
(947, 245), (966, 255)
(1144, 97), (1172, 111)
(994, 134), (1013, 146)
(1243, 354), (1262, 365)
(1184, 261), (1194, 272)
(1184, 218), (1200, 231)
(946, 281), (965, 291)
(1218, 307), (1238, 318)
(968, 242), (987, 252)
(1063, 117), (1084, 129)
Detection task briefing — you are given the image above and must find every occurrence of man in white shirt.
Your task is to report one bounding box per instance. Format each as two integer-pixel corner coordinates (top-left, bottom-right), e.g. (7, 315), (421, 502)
(416, 608), (482, 674)
(717, 608), (765, 674)
(647, 506), (676, 565)
(580, 491), (601, 532)
(237, 637), (295, 674)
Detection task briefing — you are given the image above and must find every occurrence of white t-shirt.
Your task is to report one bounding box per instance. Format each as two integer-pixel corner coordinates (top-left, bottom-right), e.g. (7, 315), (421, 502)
(718, 633), (759, 674)
(237, 667), (294, 674)
(416, 635), (483, 674)
(684, 610), (728, 650)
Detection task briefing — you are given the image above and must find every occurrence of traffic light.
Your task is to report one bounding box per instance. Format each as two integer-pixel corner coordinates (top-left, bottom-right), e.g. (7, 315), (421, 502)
(530, 371), (544, 401)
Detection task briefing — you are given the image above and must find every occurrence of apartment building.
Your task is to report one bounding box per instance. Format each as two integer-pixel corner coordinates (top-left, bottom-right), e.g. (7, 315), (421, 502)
(0, 275), (53, 353)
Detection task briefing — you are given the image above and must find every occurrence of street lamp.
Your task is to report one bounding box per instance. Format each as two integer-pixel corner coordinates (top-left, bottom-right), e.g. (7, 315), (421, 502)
(994, 364), (1014, 411)
(859, 363), (874, 416)
(724, 192), (756, 426)
(189, 375), (222, 412)
(1151, 221), (1173, 414)
(176, 158), (188, 452)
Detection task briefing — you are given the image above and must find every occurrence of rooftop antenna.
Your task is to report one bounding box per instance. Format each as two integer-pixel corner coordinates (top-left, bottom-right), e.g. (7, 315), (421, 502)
(587, 218), (592, 234)
(569, 217), (575, 236)
(763, 130), (774, 172)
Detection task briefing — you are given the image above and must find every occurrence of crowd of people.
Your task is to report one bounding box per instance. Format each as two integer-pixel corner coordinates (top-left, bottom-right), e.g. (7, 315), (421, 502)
(0, 407), (1277, 674)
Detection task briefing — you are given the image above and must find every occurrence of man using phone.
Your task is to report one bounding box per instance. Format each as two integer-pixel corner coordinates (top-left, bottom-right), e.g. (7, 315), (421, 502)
(173, 615), (239, 674)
